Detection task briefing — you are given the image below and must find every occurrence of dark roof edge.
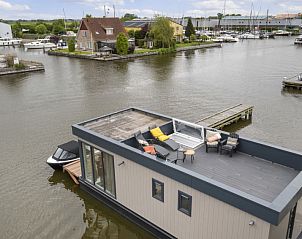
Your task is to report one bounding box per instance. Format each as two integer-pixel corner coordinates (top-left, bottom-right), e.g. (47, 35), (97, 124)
(76, 107), (172, 127)
(271, 172), (302, 221)
(71, 124), (295, 225)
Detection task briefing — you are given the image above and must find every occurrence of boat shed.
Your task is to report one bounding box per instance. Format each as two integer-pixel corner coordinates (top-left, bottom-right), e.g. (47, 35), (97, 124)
(0, 22), (12, 39)
(72, 108), (302, 239)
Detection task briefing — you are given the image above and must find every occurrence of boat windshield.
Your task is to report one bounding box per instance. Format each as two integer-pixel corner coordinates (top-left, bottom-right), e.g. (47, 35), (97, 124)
(53, 148), (77, 161)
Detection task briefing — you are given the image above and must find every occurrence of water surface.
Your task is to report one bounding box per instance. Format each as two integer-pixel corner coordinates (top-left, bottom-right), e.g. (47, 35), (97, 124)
(0, 37), (301, 238)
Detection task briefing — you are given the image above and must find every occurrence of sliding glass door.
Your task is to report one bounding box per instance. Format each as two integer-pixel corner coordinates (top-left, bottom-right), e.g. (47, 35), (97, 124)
(83, 144), (93, 183)
(103, 152), (116, 197)
(93, 149), (105, 189)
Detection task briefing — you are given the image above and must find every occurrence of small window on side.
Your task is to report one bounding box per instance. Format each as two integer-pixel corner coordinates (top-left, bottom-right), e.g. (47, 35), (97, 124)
(178, 190), (192, 216)
(152, 178), (164, 202)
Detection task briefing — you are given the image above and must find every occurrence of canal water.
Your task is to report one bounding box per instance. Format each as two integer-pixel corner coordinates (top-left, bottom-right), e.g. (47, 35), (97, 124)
(0, 37), (301, 238)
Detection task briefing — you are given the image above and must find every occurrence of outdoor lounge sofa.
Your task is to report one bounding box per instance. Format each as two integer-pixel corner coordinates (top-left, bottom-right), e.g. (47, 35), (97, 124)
(149, 125), (180, 151)
(134, 131), (179, 163)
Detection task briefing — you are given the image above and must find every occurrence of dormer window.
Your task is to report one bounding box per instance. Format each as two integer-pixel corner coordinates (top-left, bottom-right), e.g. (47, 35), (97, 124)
(105, 28), (113, 35)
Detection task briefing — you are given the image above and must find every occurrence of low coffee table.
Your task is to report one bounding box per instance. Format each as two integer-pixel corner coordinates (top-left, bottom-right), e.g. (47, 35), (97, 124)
(220, 145), (234, 157)
(184, 149), (195, 163)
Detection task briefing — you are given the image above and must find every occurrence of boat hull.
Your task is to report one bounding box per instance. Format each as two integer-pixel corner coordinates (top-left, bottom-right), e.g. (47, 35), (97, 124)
(24, 45), (56, 49)
(0, 40), (22, 46)
(46, 156), (79, 170)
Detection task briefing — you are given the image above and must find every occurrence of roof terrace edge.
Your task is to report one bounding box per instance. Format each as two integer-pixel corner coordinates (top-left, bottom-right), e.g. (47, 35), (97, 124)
(71, 123), (300, 226)
(76, 107), (172, 126)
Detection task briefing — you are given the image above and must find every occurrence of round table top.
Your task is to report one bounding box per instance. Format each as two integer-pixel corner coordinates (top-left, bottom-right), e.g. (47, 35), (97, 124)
(184, 149), (195, 155)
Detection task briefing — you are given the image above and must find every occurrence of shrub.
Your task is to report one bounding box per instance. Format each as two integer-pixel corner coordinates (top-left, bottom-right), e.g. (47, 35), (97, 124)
(116, 33), (129, 55)
(68, 39), (75, 52)
(190, 34), (197, 42)
(136, 39), (145, 47)
(4, 54), (15, 68)
(14, 63), (26, 70)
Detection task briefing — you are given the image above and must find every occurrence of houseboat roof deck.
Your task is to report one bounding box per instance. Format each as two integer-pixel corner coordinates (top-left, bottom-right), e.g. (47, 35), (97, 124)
(173, 145), (299, 202)
(72, 107), (302, 225)
(80, 108), (170, 141)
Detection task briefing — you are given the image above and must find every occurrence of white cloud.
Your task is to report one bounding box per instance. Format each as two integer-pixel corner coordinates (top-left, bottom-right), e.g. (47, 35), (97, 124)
(187, 0), (250, 16)
(0, 0), (30, 11)
(118, 8), (161, 17)
(278, 2), (302, 12)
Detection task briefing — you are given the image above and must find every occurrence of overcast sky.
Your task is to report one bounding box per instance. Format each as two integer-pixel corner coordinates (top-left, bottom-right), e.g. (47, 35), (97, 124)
(0, 0), (301, 20)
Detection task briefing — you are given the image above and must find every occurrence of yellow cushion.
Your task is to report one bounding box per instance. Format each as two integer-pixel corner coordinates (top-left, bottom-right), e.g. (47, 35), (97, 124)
(158, 135), (170, 141)
(150, 127), (164, 138)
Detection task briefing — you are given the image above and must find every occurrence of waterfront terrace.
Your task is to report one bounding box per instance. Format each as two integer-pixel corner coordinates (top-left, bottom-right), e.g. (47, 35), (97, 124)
(72, 108), (302, 239)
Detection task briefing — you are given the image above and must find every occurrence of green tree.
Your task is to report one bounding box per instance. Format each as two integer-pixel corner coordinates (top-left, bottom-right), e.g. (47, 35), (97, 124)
(150, 16), (174, 48)
(201, 35), (208, 42)
(85, 14), (92, 18)
(190, 34), (197, 42)
(128, 30), (135, 38)
(68, 38), (75, 52)
(217, 13), (223, 30)
(12, 21), (22, 38)
(185, 18), (195, 37)
(116, 33), (129, 55)
(121, 13), (138, 22)
(52, 20), (65, 35)
(35, 24), (47, 35)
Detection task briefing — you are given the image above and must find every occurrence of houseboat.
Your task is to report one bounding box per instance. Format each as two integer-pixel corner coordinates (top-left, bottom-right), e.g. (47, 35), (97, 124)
(71, 108), (302, 239)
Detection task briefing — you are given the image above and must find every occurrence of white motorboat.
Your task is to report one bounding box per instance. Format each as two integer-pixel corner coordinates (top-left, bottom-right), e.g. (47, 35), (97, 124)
(215, 35), (239, 43)
(294, 35), (302, 45)
(238, 33), (260, 39)
(57, 40), (68, 49)
(274, 30), (291, 36)
(24, 37), (56, 49)
(47, 140), (79, 169)
(0, 37), (22, 46)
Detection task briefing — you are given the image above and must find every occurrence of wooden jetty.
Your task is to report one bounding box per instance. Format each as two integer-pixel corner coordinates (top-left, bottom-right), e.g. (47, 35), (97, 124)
(195, 104), (253, 129)
(63, 160), (81, 184)
(283, 74), (302, 90)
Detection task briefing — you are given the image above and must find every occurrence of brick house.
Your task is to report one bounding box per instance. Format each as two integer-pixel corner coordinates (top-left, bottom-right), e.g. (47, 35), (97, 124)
(76, 17), (127, 52)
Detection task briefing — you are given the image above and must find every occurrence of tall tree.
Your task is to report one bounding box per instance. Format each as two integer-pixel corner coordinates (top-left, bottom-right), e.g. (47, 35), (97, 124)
(35, 24), (47, 35)
(217, 13), (223, 30)
(116, 33), (129, 55)
(150, 17), (174, 48)
(185, 18), (195, 37)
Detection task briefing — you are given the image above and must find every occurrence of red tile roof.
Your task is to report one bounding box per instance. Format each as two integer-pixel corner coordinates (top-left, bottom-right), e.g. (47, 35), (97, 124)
(80, 17), (127, 41)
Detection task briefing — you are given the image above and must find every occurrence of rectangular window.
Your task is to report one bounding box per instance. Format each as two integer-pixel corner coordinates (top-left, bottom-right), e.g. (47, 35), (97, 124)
(93, 149), (104, 189)
(103, 152), (116, 197)
(83, 144), (93, 183)
(178, 191), (192, 216)
(105, 28), (113, 35)
(152, 179), (164, 202)
(83, 31), (87, 37)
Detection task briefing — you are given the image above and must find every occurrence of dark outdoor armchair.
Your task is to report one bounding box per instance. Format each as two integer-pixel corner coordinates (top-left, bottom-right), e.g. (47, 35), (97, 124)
(220, 133), (239, 157)
(205, 129), (221, 153)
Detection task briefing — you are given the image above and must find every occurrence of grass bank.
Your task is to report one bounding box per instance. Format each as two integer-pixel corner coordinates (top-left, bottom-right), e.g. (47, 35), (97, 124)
(52, 49), (92, 55)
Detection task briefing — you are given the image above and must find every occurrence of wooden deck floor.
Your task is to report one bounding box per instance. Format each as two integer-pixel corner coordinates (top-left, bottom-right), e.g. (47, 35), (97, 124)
(63, 160), (81, 184)
(176, 145), (298, 202)
(195, 104), (253, 129)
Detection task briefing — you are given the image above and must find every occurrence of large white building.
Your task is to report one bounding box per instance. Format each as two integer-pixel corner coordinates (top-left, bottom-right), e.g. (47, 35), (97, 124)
(0, 22), (12, 39)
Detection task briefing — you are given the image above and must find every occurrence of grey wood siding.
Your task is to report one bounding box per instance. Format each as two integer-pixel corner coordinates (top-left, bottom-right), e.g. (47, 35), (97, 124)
(110, 151), (271, 239)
